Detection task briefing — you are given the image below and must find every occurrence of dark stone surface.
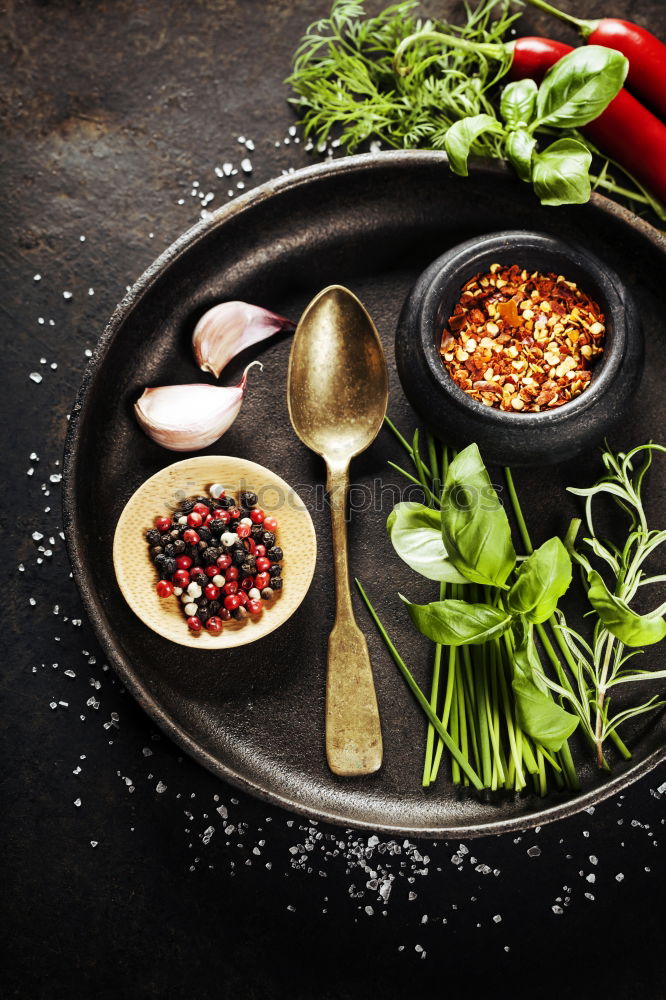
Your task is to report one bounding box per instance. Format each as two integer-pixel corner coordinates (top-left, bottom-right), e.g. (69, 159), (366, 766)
(2, 1), (664, 997)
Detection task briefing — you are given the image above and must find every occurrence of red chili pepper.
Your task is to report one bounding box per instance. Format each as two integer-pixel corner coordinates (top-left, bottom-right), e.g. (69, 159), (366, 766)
(523, 0), (666, 121)
(507, 37), (666, 208)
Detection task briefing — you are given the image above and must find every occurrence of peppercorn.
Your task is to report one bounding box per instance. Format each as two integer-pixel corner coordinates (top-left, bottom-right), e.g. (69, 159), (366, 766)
(164, 543), (176, 557)
(240, 558), (257, 575)
(232, 547), (246, 567)
(146, 529), (161, 545)
(179, 498), (195, 513)
(232, 606), (248, 621)
(150, 545), (164, 559)
(269, 564), (282, 578)
(267, 546), (283, 562)
(197, 540), (208, 553)
(217, 496), (235, 510)
(240, 491), (258, 507)
(198, 607), (210, 624)
(208, 600), (220, 615)
(260, 587), (274, 600)
(160, 534), (172, 547)
(270, 577), (283, 590)
(153, 552), (167, 566)
(210, 518), (227, 534)
(163, 557), (177, 577)
(250, 524), (264, 540)
(172, 539), (185, 554)
(261, 530), (276, 547)
(198, 526), (212, 542)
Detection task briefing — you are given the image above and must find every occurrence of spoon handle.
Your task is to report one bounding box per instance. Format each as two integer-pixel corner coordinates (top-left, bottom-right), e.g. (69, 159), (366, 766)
(325, 462), (383, 777)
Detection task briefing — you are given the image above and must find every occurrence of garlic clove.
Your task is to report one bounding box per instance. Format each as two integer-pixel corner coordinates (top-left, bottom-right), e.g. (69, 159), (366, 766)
(134, 361), (262, 451)
(192, 301), (294, 378)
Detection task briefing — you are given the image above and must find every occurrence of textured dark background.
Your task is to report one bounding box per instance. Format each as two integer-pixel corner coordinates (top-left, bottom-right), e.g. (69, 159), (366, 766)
(2, 1), (664, 997)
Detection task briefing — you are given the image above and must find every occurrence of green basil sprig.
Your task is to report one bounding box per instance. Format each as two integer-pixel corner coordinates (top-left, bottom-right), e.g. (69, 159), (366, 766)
(507, 536), (572, 623)
(512, 620), (579, 753)
(400, 595), (512, 646)
(387, 502), (467, 583)
(440, 443), (516, 588)
(444, 45), (628, 208)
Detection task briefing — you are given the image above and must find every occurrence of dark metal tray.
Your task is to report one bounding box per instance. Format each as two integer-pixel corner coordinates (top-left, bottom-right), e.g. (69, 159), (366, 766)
(63, 152), (666, 837)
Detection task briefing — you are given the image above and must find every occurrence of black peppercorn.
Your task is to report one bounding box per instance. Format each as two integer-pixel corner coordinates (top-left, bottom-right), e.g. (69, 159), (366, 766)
(163, 557), (177, 576)
(267, 546), (283, 562)
(269, 564), (281, 578)
(232, 547), (246, 567)
(240, 558), (257, 575)
(179, 498), (195, 514)
(260, 587), (274, 600)
(210, 519), (226, 534)
(262, 530), (276, 547)
(150, 545), (164, 558)
(146, 529), (161, 545)
(217, 496), (235, 509)
(240, 491), (258, 508)
(208, 600), (220, 615)
(198, 526), (212, 542)
(232, 606), (248, 621)
(250, 524), (264, 540)
(202, 548), (218, 566)
(197, 540), (208, 552)
(173, 539), (186, 554)
(153, 552), (166, 566)
(270, 577), (283, 590)
(160, 534), (172, 547)
(198, 608), (210, 623)
(164, 543), (175, 557)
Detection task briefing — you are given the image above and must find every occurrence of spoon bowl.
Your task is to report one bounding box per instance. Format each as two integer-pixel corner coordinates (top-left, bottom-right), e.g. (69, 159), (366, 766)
(288, 287), (388, 463)
(288, 285), (388, 777)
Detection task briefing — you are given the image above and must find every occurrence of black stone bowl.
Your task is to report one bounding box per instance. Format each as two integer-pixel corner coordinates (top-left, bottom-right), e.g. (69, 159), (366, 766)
(395, 230), (644, 466)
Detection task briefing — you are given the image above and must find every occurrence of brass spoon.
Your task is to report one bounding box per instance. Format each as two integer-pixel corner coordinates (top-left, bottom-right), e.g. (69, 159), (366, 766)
(287, 285), (387, 776)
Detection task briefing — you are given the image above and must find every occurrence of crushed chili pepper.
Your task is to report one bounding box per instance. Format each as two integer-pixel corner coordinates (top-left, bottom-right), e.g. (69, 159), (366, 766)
(440, 263), (606, 412)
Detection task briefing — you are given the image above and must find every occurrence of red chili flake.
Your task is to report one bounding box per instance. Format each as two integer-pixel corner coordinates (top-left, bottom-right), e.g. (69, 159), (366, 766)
(440, 263), (605, 412)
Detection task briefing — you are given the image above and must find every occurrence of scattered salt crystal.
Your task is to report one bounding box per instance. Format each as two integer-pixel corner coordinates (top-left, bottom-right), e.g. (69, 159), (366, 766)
(552, 905), (563, 915)
(34, 273), (41, 281)
(241, 157), (252, 173)
(29, 372), (42, 384)
(74, 798), (81, 807)
(63, 291), (72, 300)
(156, 781), (167, 793)
(493, 914), (502, 923)
(616, 873), (624, 882)
(527, 846), (541, 858)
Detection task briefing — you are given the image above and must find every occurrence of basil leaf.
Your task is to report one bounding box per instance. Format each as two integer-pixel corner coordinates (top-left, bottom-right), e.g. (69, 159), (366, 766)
(535, 45), (628, 129)
(507, 537), (572, 624)
(587, 570), (666, 647)
(500, 79), (538, 127)
(506, 129), (536, 183)
(401, 594), (512, 646)
(441, 443), (516, 588)
(387, 502), (468, 584)
(512, 624), (579, 752)
(444, 115), (505, 177)
(532, 138), (592, 207)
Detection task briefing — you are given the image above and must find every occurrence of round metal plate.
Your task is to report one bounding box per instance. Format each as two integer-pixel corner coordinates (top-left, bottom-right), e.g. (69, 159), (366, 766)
(63, 152), (666, 837)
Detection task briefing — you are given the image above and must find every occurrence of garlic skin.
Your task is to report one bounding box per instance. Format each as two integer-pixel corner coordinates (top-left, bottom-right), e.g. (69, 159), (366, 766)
(192, 301), (294, 378)
(134, 361), (262, 451)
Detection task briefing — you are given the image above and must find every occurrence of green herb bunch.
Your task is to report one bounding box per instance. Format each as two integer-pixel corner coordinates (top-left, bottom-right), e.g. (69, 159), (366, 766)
(287, 0), (662, 216)
(287, 0), (518, 155)
(548, 444), (666, 768)
(358, 425), (580, 794)
(358, 423), (665, 795)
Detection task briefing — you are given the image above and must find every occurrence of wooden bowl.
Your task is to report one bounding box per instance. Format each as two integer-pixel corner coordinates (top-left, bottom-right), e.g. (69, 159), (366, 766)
(113, 455), (316, 649)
